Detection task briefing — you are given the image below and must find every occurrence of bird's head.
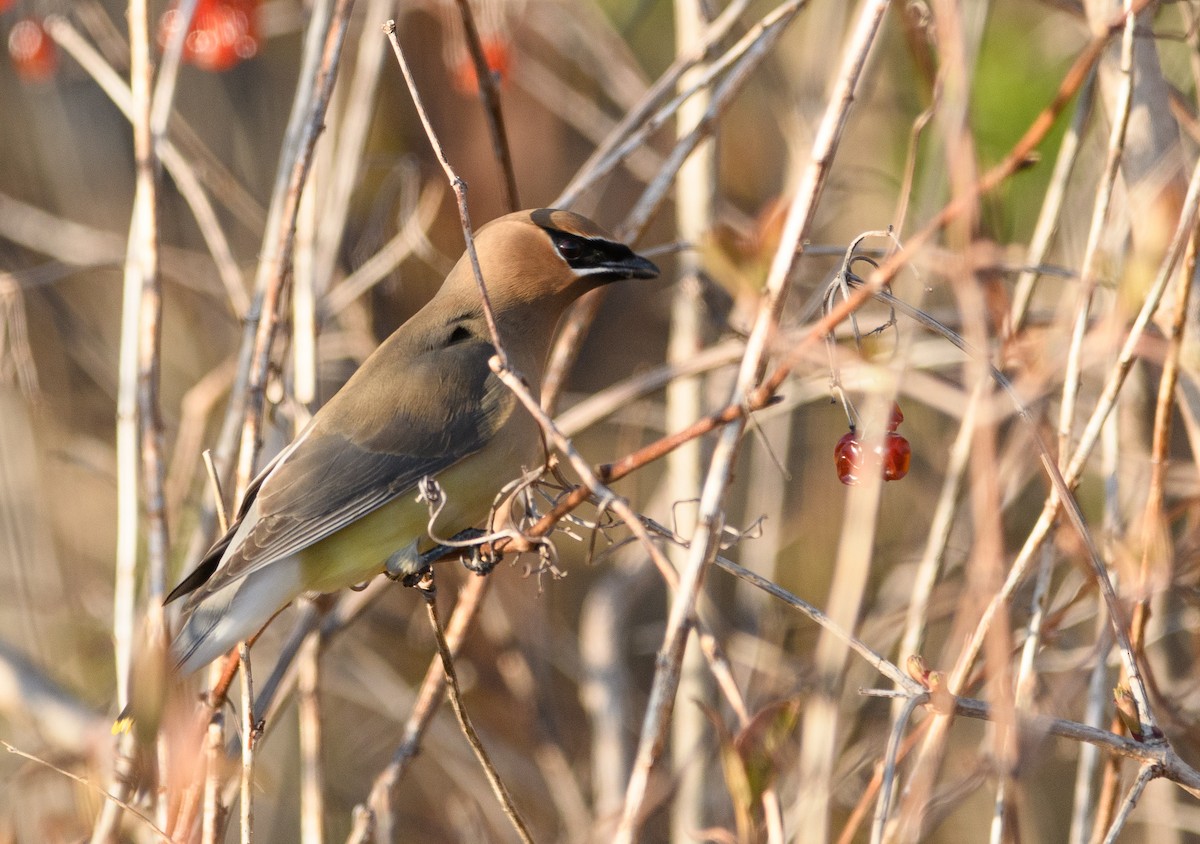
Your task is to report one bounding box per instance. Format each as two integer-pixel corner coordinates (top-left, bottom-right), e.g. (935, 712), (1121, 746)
(441, 208), (659, 319)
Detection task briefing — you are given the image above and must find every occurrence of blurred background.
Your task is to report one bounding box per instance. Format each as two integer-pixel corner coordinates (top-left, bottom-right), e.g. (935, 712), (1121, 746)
(3, 0), (1200, 841)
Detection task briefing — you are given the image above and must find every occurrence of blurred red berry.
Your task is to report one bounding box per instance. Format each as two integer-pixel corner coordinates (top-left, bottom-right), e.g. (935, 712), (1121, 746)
(887, 401), (904, 432)
(9, 18), (57, 83)
(834, 430), (864, 486)
(159, 0), (259, 73)
(453, 36), (512, 94)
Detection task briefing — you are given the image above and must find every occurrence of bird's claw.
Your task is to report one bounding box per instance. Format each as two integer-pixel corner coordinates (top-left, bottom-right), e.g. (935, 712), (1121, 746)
(462, 546), (499, 576)
(399, 566), (431, 588)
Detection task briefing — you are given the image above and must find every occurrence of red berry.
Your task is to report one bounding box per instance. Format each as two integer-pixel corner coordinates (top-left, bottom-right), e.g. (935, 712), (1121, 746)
(881, 432), (911, 481)
(159, 0), (259, 73)
(453, 36), (512, 94)
(887, 401), (904, 432)
(9, 18), (57, 83)
(834, 430), (865, 485)
(835, 428), (911, 485)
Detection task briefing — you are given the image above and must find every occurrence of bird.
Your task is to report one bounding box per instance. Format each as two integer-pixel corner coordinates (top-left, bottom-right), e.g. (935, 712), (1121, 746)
(166, 208), (659, 673)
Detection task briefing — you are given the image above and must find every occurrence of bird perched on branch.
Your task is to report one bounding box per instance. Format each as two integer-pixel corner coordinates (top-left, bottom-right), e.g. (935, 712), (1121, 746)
(166, 208), (658, 673)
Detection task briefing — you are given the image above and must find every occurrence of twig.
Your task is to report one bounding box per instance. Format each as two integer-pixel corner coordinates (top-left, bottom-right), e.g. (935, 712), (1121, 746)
(356, 575), (492, 843)
(451, 0), (519, 210)
(621, 0), (802, 240)
(596, 0), (800, 199)
(489, 360), (678, 587)
(96, 0), (165, 835)
(4, 742), (172, 843)
(862, 695), (1200, 794)
(1057, 0), (1136, 463)
(580, 551), (663, 835)
(893, 382), (981, 691)
(1069, 611), (1116, 844)
(1010, 68), (1097, 332)
(239, 645), (255, 844)
(871, 694), (928, 844)
(299, 628), (324, 844)
(554, 0), (756, 207)
(712, 556), (921, 693)
(1130, 209), (1198, 647)
(419, 572), (535, 844)
(930, 133), (1200, 745)
(311, 0), (396, 304)
(232, 0), (357, 505)
(383, 20), (507, 365)
(202, 712), (225, 844)
(668, 0), (715, 835)
(1100, 763), (1158, 844)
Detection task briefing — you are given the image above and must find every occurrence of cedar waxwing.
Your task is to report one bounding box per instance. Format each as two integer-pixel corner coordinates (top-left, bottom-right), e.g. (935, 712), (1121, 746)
(166, 208), (658, 673)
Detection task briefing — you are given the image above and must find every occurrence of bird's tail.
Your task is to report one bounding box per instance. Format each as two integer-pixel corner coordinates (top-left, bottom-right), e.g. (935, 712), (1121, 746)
(170, 559), (302, 674)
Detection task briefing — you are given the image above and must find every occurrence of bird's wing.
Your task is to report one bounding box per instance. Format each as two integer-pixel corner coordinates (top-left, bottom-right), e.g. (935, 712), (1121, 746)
(174, 332), (515, 602)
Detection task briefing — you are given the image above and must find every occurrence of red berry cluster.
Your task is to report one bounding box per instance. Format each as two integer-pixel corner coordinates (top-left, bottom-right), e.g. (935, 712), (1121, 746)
(158, 0), (260, 73)
(834, 402), (911, 486)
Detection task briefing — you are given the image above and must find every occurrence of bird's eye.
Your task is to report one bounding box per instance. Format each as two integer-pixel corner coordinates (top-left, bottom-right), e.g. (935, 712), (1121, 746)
(556, 236), (584, 261)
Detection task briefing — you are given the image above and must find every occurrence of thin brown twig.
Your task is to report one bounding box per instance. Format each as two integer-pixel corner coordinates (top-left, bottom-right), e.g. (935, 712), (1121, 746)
(419, 572), (535, 844)
(489, 360), (678, 590)
(712, 556), (921, 693)
(1100, 763), (1158, 844)
(452, 0), (519, 211)
(1057, 0), (1137, 463)
(857, 695), (1200, 795)
(1130, 217), (1197, 649)
(4, 742), (173, 843)
(233, 0), (358, 503)
(354, 575), (492, 843)
(383, 19), (507, 367)
(1010, 68), (1097, 333)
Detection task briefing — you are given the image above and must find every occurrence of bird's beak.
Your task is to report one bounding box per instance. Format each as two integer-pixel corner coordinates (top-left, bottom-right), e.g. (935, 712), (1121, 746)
(606, 252), (660, 280)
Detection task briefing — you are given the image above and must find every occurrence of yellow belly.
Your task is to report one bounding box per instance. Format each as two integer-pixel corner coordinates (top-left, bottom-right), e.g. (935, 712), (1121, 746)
(296, 416), (540, 593)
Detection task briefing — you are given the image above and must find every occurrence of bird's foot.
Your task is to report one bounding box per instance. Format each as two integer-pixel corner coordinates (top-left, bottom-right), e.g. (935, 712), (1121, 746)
(462, 545), (499, 576)
(399, 566), (430, 588)
(388, 529), (493, 584)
